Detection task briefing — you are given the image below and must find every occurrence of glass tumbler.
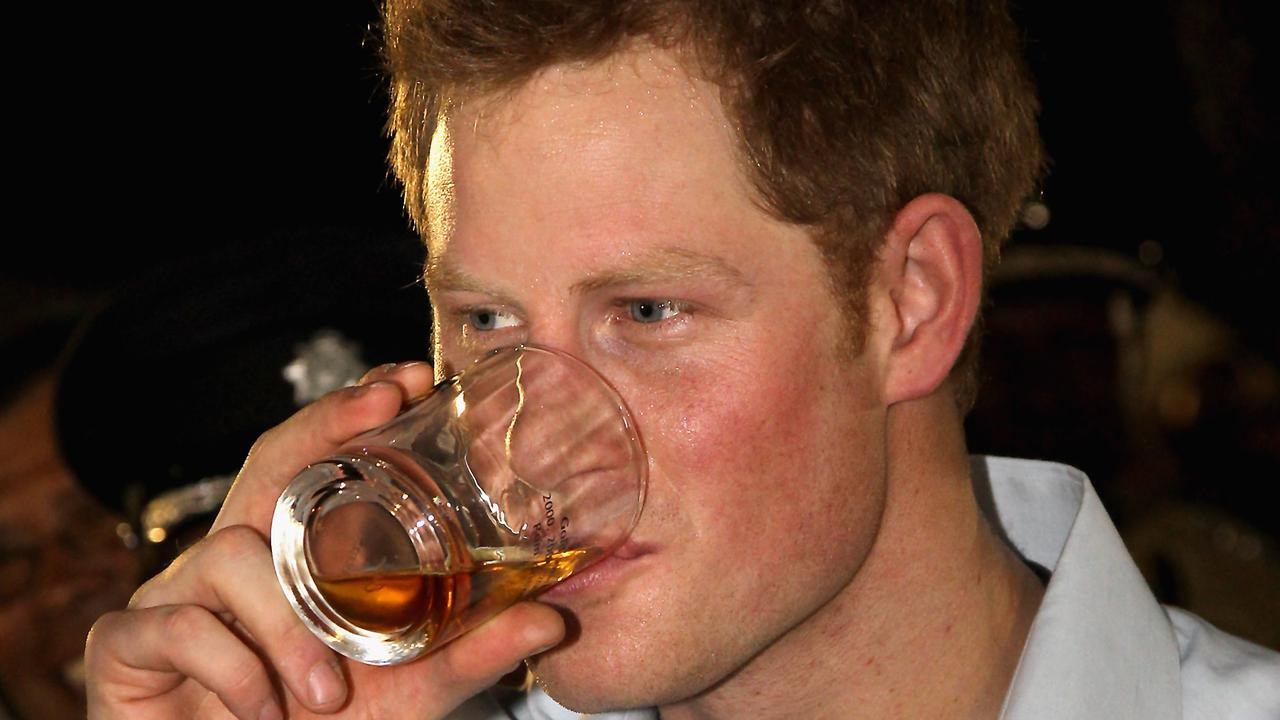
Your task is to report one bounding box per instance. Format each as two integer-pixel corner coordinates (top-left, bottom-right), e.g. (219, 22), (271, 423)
(272, 345), (647, 665)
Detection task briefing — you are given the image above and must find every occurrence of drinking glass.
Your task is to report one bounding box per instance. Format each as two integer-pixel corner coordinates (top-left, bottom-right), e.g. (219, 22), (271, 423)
(272, 345), (647, 665)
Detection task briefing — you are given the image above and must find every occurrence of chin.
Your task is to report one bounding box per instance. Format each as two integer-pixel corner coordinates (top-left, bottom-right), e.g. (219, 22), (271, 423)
(527, 624), (724, 714)
(528, 639), (647, 713)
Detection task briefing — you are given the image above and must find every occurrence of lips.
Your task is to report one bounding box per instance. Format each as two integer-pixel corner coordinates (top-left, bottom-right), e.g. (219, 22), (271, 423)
(543, 539), (654, 599)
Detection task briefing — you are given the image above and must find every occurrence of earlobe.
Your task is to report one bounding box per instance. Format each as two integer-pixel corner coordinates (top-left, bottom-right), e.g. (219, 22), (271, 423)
(878, 194), (983, 405)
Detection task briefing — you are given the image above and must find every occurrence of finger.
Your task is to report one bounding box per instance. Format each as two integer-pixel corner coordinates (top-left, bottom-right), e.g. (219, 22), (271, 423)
(435, 601), (565, 682)
(372, 601), (565, 717)
(86, 605), (281, 720)
(358, 362), (399, 385)
(379, 360), (437, 401)
(130, 525), (348, 714)
(214, 361), (439, 534)
(358, 360), (433, 389)
(211, 380), (407, 533)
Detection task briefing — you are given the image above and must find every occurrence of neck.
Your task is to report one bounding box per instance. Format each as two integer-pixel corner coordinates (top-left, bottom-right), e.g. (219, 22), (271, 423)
(660, 392), (1044, 720)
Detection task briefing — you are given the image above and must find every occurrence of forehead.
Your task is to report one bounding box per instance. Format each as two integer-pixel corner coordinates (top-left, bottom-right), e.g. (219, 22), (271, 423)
(446, 46), (731, 172)
(424, 46), (760, 269)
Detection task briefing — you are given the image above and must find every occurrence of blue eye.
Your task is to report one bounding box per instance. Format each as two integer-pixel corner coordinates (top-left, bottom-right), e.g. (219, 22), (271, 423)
(467, 309), (517, 331)
(628, 300), (681, 324)
(471, 311), (497, 330)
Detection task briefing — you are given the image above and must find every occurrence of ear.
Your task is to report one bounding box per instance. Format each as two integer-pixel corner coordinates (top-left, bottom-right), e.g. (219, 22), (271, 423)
(873, 193), (983, 405)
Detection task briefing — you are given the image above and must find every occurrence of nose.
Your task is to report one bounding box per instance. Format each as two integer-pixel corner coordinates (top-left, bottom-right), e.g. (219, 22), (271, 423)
(521, 312), (590, 362)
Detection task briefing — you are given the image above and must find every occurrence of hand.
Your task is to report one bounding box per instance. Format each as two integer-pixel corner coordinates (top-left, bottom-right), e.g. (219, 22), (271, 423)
(85, 362), (566, 720)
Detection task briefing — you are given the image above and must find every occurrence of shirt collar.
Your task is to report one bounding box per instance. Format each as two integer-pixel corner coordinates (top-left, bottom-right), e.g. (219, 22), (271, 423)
(976, 456), (1183, 720)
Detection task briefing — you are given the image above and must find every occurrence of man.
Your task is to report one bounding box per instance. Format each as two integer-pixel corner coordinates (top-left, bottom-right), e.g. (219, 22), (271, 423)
(85, 2), (1279, 719)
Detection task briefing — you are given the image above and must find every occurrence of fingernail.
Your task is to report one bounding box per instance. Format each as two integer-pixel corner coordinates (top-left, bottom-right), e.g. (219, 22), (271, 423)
(307, 659), (346, 707)
(350, 380), (393, 398)
(364, 362), (397, 379)
(394, 360), (429, 372)
(259, 700), (284, 720)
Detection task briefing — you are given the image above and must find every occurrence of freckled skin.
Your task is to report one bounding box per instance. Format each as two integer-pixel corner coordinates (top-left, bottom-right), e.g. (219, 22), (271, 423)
(426, 51), (889, 711)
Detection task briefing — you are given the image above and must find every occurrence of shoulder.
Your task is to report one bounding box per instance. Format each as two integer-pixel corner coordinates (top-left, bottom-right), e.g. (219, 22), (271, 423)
(1166, 606), (1280, 720)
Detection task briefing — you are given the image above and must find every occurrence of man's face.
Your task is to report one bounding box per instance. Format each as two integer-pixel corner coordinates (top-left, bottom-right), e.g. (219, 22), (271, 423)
(425, 48), (890, 710)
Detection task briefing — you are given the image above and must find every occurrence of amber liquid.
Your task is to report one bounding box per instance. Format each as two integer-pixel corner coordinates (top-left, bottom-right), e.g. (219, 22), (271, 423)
(313, 546), (599, 643)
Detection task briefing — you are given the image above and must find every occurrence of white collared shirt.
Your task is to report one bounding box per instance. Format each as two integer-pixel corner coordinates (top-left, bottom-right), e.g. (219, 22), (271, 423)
(454, 457), (1280, 720)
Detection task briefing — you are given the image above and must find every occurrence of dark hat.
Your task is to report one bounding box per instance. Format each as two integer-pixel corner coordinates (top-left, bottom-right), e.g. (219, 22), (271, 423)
(55, 227), (432, 515)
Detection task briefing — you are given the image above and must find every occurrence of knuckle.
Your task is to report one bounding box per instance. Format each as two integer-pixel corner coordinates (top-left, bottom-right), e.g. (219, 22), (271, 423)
(245, 386), (336, 458)
(246, 420), (277, 454)
(253, 385), (353, 445)
(222, 654), (267, 701)
(84, 610), (123, 659)
(205, 525), (267, 564)
(437, 646), (467, 686)
(128, 571), (171, 609)
(276, 612), (319, 649)
(245, 422), (284, 464)
(127, 526), (228, 609)
(127, 579), (155, 609)
(163, 604), (213, 641)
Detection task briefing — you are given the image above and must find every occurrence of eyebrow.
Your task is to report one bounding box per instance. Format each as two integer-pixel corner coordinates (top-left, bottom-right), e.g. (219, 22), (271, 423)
(571, 247), (752, 294)
(424, 259), (508, 298)
(424, 258), (528, 311)
(425, 246), (753, 299)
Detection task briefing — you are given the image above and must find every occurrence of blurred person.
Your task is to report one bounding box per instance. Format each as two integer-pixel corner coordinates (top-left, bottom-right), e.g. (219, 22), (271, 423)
(0, 228), (429, 719)
(0, 312), (140, 720)
(84, 3), (1280, 720)
(54, 229), (431, 553)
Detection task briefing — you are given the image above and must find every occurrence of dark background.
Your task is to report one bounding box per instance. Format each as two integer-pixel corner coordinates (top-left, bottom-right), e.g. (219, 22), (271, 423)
(2, 0), (1277, 653)
(8, 2), (1278, 345)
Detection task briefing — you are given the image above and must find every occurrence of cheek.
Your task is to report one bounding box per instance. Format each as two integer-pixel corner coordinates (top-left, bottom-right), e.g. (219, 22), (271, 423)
(630, 341), (880, 541)
(612, 349), (885, 660)
(660, 367), (811, 487)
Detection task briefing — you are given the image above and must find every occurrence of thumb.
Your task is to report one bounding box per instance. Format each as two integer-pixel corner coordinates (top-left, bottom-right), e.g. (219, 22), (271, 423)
(406, 601), (565, 715)
(434, 601), (565, 682)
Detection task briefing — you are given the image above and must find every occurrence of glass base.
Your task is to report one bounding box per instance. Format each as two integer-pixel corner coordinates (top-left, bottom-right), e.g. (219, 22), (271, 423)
(271, 453), (451, 665)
